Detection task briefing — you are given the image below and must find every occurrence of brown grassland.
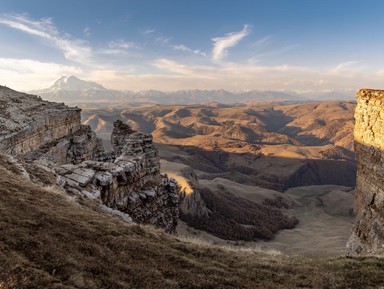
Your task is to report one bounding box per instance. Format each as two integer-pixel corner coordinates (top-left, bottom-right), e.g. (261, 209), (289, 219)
(1, 166), (384, 289)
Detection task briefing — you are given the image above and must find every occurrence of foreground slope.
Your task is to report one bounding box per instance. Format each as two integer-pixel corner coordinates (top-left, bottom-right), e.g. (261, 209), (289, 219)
(1, 166), (384, 288)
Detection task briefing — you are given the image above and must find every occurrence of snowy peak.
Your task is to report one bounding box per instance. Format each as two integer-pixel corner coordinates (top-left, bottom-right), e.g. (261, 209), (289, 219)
(30, 76), (355, 106)
(50, 76), (106, 92)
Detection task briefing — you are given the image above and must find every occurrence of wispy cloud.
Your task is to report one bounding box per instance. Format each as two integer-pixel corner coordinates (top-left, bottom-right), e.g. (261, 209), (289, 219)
(109, 40), (138, 50)
(253, 35), (274, 47)
(143, 29), (155, 35)
(83, 26), (91, 37)
(211, 25), (250, 62)
(152, 59), (216, 79)
(155, 36), (171, 45)
(170, 44), (206, 57)
(98, 40), (139, 56)
(329, 61), (361, 76)
(0, 14), (92, 64)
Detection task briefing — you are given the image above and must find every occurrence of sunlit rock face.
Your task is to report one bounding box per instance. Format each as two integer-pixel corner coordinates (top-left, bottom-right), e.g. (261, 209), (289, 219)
(0, 86), (179, 232)
(347, 89), (384, 255)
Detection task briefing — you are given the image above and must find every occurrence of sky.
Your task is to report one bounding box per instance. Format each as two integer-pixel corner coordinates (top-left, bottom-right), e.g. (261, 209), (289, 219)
(1, 0), (384, 92)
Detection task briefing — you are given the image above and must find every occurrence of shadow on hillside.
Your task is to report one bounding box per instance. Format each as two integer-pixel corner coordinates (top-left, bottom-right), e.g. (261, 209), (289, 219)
(157, 143), (356, 192)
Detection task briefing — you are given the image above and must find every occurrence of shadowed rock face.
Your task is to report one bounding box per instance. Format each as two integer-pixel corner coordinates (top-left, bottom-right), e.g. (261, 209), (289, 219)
(0, 86), (179, 232)
(57, 120), (179, 230)
(347, 89), (384, 255)
(0, 86), (81, 155)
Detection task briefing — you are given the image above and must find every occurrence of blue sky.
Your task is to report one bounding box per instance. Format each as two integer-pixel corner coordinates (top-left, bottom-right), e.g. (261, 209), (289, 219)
(1, 0), (384, 91)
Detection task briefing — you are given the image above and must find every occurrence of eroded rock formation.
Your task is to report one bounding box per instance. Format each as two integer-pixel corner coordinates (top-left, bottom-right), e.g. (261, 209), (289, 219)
(0, 86), (179, 231)
(347, 89), (384, 255)
(58, 121), (179, 230)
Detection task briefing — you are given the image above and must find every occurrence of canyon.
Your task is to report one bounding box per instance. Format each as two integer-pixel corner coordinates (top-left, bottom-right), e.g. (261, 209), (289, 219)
(82, 100), (357, 255)
(3, 85), (384, 288)
(0, 84), (358, 254)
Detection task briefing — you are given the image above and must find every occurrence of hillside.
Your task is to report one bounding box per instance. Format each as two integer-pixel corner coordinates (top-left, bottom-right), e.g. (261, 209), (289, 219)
(1, 165), (384, 289)
(82, 101), (356, 190)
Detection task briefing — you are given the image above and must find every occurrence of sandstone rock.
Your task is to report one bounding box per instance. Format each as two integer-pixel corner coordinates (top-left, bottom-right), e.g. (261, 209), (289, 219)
(347, 89), (384, 255)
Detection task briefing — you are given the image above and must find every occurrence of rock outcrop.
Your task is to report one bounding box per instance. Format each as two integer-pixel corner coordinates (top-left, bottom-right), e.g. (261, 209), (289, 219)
(0, 86), (179, 231)
(347, 89), (384, 255)
(0, 86), (81, 155)
(57, 121), (179, 231)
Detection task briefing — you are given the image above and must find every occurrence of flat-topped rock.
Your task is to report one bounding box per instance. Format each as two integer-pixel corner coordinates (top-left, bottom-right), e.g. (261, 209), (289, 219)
(0, 86), (81, 155)
(348, 89), (384, 255)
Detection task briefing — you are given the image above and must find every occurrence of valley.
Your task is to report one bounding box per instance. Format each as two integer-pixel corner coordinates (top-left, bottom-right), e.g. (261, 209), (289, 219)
(82, 100), (356, 256)
(2, 1), (384, 287)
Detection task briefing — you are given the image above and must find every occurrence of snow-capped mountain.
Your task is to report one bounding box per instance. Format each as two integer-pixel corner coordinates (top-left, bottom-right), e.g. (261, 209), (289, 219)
(47, 75), (106, 92)
(30, 76), (355, 106)
(30, 76), (125, 103)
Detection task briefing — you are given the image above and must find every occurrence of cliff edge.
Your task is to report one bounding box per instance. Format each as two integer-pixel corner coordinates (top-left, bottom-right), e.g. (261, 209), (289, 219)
(0, 85), (179, 232)
(347, 89), (384, 255)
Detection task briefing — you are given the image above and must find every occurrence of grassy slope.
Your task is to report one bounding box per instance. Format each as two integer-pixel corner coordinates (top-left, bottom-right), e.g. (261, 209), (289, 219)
(1, 166), (384, 289)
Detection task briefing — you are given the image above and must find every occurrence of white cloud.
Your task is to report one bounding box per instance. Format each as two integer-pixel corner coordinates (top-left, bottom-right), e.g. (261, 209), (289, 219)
(1, 56), (380, 92)
(170, 44), (206, 57)
(211, 25), (250, 62)
(0, 14), (92, 64)
(0, 58), (82, 90)
(0, 14), (378, 93)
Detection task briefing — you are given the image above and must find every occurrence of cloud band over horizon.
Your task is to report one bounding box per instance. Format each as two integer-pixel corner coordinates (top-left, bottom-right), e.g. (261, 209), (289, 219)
(0, 4), (383, 92)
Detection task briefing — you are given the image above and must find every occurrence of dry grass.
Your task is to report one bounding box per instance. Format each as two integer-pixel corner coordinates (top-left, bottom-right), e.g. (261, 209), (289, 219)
(1, 166), (384, 288)
(181, 184), (298, 240)
(176, 235), (283, 257)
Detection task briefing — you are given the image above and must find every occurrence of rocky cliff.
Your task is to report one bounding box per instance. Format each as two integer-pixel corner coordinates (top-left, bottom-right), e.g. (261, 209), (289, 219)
(0, 86), (81, 155)
(0, 86), (179, 231)
(347, 89), (384, 255)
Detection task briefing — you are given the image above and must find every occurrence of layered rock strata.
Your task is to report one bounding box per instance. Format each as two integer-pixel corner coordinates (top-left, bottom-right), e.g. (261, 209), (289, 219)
(0, 86), (81, 155)
(347, 89), (384, 255)
(57, 121), (179, 231)
(0, 86), (179, 231)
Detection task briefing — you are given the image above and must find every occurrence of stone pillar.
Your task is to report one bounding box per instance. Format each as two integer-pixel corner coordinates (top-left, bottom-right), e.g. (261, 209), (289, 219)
(347, 89), (384, 255)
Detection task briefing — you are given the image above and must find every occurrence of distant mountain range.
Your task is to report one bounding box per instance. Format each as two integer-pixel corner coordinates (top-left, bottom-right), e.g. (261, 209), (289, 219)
(30, 75), (356, 106)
